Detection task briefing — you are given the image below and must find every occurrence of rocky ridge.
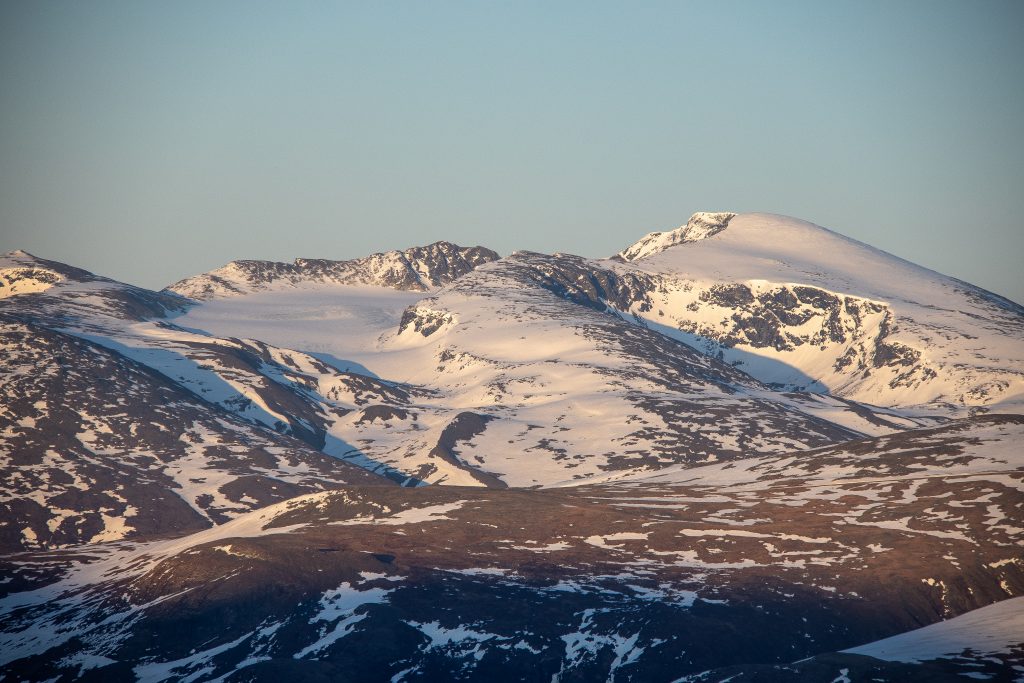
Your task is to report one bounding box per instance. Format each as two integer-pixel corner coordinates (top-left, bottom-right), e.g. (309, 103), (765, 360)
(165, 241), (500, 300)
(615, 211), (737, 261)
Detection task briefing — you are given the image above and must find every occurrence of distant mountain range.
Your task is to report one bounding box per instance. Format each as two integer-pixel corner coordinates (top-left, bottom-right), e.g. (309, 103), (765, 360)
(1, 212), (1021, 681)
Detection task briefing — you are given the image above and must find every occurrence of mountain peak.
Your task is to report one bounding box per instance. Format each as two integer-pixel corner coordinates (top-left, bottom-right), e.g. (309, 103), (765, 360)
(0, 250), (100, 298)
(1, 249), (56, 268)
(617, 211), (736, 261)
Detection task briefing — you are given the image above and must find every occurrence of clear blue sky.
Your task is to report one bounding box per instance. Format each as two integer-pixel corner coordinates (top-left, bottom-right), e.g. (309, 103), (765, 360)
(2, 1), (1022, 301)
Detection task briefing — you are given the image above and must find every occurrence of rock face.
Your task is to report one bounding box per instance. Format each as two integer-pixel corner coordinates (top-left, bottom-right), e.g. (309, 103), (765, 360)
(0, 211), (1022, 680)
(165, 241), (500, 300)
(616, 211), (737, 261)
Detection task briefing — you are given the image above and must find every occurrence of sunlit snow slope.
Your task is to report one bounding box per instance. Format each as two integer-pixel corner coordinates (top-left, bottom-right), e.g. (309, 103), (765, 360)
(175, 248), (932, 489)
(612, 212), (1024, 412)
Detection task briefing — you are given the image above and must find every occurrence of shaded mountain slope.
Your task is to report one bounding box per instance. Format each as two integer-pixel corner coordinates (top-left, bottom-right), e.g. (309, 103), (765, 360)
(1, 416), (1020, 680)
(0, 317), (392, 552)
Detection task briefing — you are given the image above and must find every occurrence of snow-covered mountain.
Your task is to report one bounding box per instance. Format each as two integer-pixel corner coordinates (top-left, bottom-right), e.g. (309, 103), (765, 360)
(5, 211), (1021, 541)
(0, 250), (78, 298)
(171, 244), (940, 489)
(1, 212), (1022, 680)
(0, 248), (904, 554)
(610, 212), (1024, 412)
(0, 252), (401, 552)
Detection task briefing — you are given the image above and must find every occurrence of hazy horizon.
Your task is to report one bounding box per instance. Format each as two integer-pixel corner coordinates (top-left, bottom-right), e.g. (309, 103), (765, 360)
(2, 2), (1022, 301)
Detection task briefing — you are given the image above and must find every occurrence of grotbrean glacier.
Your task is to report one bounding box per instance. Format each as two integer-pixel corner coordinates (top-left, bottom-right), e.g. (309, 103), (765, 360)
(1, 212), (1022, 682)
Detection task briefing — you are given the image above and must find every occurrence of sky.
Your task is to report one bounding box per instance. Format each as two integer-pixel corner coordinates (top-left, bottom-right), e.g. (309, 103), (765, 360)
(1, 1), (1022, 302)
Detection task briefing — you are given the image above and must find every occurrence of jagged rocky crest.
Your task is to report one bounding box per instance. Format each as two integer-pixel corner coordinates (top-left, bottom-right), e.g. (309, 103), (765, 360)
(165, 241), (500, 300)
(616, 211), (737, 261)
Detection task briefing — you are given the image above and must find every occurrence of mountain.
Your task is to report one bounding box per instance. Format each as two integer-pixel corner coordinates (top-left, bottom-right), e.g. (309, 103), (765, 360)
(170, 245), (940, 489)
(0, 249), (95, 298)
(612, 212), (1024, 411)
(3, 241), (922, 549)
(165, 241), (500, 300)
(1, 212), (1022, 680)
(0, 250), (418, 552)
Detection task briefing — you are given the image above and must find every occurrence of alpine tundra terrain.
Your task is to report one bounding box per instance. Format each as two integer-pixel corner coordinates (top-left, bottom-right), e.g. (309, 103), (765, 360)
(1, 212), (1022, 681)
